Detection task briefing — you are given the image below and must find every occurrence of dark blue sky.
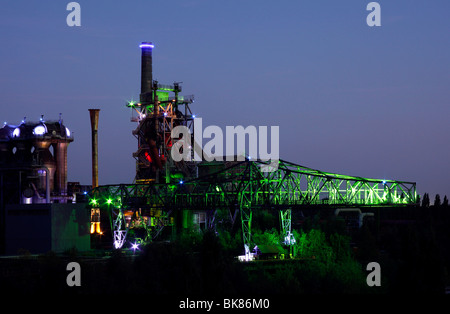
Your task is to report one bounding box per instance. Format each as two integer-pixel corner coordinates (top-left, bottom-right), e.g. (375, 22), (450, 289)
(1, 1), (449, 200)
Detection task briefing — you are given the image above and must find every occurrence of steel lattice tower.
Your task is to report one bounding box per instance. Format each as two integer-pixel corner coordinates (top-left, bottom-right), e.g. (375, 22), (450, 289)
(128, 42), (197, 184)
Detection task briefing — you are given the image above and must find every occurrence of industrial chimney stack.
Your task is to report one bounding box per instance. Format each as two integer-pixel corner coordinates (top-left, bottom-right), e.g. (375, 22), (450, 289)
(89, 109), (100, 189)
(139, 42), (154, 104)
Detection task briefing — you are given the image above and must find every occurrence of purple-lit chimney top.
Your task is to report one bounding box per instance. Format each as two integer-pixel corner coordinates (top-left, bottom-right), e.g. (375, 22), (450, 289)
(139, 42), (154, 49)
(140, 42), (153, 103)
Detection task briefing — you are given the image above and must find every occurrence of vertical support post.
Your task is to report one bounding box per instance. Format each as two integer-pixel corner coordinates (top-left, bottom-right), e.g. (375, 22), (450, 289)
(280, 208), (295, 246)
(240, 203), (252, 259)
(89, 109), (100, 189)
(240, 161), (254, 260)
(113, 208), (129, 249)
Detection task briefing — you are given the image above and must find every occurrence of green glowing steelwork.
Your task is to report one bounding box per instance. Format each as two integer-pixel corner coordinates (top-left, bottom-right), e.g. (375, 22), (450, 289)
(156, 91), (169, 102)
(88, 159), (417, 252)
(156, 85), (177, 92)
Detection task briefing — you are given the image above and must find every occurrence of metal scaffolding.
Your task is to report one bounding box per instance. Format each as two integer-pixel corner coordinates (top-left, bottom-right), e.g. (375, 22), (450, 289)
(88, 42), (417, 255)
(89, 158), (417, 253)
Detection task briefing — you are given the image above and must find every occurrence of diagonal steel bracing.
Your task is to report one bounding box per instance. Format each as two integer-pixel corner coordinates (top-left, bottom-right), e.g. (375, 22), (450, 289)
(89, 159), (417, 251)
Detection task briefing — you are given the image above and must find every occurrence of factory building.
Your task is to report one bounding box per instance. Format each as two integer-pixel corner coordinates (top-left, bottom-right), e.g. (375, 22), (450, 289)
(0, 116), (73, 203)
(0, 117), (90, 255)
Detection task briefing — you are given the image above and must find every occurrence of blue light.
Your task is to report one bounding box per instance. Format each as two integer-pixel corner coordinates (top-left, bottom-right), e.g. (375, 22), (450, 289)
(13, 128), (20, 137)
(139, 43), (154, 49)
(179, 180), (183, 184)
(131, 242), (139, 252)
(33, 125), (46, 136)
(192, 114), (196, 118)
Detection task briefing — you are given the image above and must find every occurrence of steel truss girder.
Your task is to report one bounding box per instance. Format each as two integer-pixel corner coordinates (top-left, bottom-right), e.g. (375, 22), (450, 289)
(257, 160), (417, 207)
(89, 159), (417, 252)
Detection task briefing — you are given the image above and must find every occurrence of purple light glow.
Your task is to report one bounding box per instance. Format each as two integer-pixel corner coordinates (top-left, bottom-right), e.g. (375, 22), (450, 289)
(131, 242), (139, 251)
(13, 128), (20, 137)
(139, 43), (154, 49)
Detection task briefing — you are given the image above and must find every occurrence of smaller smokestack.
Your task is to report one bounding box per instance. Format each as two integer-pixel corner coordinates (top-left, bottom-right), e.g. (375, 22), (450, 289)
(89, 109), (100, 189)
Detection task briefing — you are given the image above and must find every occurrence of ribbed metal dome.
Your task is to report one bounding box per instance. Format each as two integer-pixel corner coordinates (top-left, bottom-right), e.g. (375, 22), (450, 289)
(1, 120), (72, 141)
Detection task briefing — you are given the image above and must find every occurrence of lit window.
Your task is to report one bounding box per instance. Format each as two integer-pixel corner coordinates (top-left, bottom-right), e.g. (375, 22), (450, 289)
(13, 128), (20, 137)
(33, 125), (46, 135)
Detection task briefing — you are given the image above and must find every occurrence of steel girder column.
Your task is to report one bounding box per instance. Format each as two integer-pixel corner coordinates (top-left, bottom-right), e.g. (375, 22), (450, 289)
(240, 201), (252, 258)
(113, 209), (129, 249)
(239, 161), (257, 260)
(109, 185), (138, 249)
(280, 208), (295, 246)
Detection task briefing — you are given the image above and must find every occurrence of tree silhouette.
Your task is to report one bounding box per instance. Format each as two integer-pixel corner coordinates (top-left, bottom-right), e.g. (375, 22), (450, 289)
(422, 193), (430, 208)
(443, 195), (449, 207)
(434, 194), (441, 207)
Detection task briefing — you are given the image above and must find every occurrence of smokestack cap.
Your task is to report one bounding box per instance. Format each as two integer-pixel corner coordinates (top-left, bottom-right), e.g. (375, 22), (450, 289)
(139, 42), (154, 49)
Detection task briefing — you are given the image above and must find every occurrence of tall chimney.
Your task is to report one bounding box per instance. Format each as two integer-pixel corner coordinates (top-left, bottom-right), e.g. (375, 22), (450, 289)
(139, 42), (154, 104)
(89, 109), (100, 189)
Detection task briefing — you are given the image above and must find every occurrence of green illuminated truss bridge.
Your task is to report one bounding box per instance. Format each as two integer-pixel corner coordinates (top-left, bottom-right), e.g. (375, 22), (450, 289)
(88, 159), (417, 256)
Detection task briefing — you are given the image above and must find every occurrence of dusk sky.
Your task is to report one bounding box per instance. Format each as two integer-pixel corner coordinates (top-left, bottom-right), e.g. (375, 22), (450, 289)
(1, 1), (449, 200)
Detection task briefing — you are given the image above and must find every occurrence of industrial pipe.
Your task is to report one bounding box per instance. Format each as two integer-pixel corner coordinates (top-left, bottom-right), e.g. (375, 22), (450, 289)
(89, 109), (100, 189)
(35, 165), (51, 203)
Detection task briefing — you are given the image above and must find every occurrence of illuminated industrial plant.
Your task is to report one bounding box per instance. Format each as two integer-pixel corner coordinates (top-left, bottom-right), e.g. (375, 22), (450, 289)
(88, 42), (418, 259)
(0, 115), (92, 254)
(0, 115), (73, 204)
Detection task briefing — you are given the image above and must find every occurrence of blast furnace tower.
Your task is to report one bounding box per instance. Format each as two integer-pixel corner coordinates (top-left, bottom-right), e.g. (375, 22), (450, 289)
(127, 42), (197, 183)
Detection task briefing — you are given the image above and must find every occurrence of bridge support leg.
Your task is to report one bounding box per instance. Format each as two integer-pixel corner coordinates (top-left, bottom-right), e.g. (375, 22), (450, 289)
(240, 205), (252, 260)
(113, 210), (127, 249)
(280, 209), (295, 256)
(112, 208), (136, 249)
